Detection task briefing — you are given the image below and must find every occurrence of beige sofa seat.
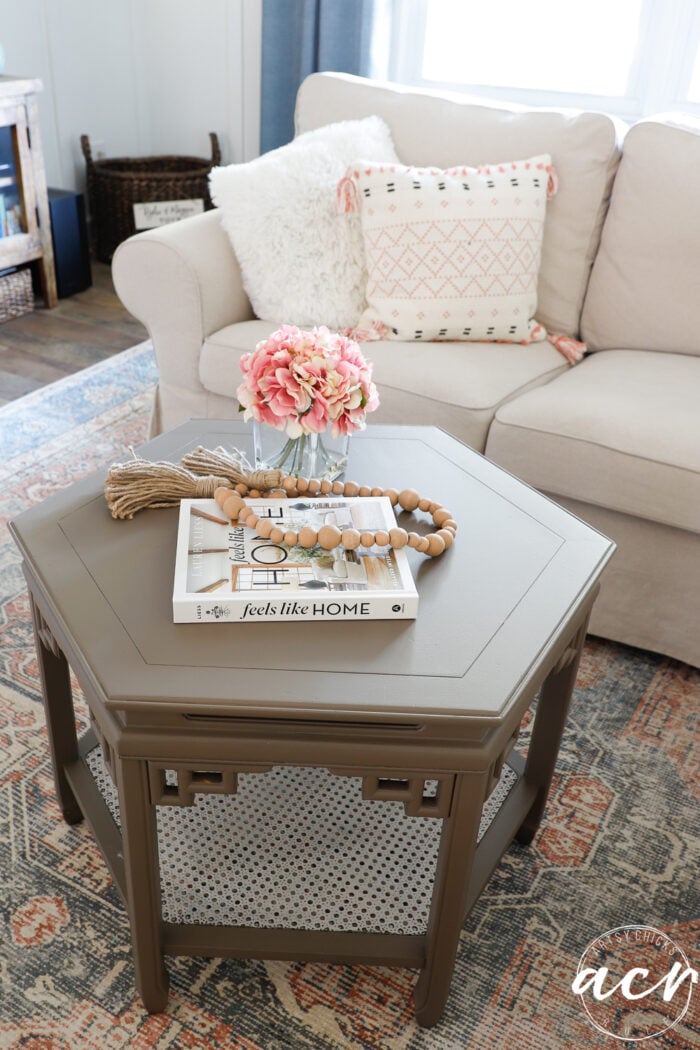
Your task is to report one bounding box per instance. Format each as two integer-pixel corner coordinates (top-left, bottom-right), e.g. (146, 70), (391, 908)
(486, 349), (700, 533)
(486, 350), (700, 666)
(200, 320), (568, 450)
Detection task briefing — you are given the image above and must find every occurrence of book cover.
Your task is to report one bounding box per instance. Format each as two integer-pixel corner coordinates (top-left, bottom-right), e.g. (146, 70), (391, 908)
(173, 496), (418, 623)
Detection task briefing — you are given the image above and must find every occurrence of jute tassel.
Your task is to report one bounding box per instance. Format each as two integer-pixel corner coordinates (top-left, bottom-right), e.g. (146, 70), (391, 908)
(104, 446), (286, 520)
(104, 459), (232, 519)
(181, 446), (284, 492)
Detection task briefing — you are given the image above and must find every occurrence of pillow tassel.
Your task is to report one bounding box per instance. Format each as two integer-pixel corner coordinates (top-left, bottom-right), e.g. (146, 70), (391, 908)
(337, 174), (359, 213)
(547, 167), (559, 199)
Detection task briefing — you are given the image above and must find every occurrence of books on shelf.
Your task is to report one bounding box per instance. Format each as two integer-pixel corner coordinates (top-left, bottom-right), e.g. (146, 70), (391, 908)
(173, 495), (418, 623)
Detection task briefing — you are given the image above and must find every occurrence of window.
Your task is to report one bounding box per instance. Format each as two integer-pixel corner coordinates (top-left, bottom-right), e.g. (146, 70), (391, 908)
(389, 0), (700, 123)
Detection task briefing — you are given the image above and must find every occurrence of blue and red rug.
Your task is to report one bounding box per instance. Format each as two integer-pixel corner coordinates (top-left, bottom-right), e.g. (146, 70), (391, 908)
(0, 344), (698, 1048)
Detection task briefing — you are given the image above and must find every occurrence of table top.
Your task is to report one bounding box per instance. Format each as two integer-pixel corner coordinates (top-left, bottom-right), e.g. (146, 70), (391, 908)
(10, 421), (614, 725)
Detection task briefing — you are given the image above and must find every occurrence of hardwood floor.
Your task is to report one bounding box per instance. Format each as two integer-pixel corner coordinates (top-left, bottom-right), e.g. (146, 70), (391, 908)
(0, 263), (147, 406)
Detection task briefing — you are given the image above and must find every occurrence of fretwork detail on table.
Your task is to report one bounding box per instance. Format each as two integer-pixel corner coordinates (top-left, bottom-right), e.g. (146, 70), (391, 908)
(330, 769), (455, 818)
(90, 718), (116, 781)
(34, 605), (61, 658)
(147, 762), (272, 807)
(485, 731), (520, 801)
(552, 621), (589, 676)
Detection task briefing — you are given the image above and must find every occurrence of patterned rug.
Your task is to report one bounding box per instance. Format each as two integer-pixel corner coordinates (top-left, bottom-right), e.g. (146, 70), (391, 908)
(0, 344), (698, 1049)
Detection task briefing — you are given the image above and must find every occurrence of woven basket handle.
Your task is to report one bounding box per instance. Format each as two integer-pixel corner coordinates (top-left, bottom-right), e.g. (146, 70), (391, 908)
(209, 132), (221, 167)
(80, 134), (94, 170)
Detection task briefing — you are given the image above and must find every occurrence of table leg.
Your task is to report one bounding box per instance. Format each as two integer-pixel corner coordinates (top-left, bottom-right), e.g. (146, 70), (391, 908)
(29, 592), (82, 824)
(413, 770), (490, 1027)
(115, 757), (169, 1012)
(516, 615), (590, 845)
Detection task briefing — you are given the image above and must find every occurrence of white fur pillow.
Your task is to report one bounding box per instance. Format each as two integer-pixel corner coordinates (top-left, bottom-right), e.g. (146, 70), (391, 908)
(209, 117), (399, 329)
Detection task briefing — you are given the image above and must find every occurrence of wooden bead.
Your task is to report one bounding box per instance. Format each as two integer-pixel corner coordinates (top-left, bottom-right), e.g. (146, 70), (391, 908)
(341, 529), (362, 550)
(255, 518), (274, 539)
(426, 534), (446, 557)
(398, 488), (420, 512)
(388, 527), (409, 549)
(223, 495), (244, 520)
(437, 528), (454, 549)
(228, 471), (456, 558)
(298, 526), (318, 548)
(318, 524), (342, 550)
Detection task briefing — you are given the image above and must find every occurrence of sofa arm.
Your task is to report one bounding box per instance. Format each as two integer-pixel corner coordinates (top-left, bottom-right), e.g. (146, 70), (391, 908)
(112, 209), (253, 431)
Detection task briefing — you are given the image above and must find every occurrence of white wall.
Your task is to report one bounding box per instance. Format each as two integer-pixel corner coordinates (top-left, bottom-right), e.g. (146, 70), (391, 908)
(0, 0), (261, 192)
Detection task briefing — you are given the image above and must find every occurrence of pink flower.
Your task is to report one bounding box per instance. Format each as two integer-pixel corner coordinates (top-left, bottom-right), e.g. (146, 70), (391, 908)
(237, 325), (379, 438)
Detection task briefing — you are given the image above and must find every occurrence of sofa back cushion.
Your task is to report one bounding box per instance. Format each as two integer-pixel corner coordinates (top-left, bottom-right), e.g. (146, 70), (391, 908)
(296, 72), (623, 339)
(581, 117), (700, 356)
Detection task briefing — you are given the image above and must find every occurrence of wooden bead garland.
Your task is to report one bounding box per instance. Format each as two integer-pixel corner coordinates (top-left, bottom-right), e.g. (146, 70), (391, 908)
(213, 479), (456, 558)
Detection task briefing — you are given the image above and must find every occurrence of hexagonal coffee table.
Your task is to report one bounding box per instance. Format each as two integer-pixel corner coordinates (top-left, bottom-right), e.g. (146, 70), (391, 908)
(10, 421), (614, 1026)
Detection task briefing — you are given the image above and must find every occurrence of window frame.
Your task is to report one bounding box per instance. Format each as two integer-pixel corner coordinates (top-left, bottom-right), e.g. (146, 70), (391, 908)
(387, 0), (700, 124)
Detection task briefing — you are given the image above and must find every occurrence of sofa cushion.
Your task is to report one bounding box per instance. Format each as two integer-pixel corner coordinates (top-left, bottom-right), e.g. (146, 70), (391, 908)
(296, 72), (623, 339)
(581, 117), (700, 356)
(199, 320), (568, 451)
(486, 350), (700, 534)
(209, 116), (399, 330)
(342, 155), (555, 344)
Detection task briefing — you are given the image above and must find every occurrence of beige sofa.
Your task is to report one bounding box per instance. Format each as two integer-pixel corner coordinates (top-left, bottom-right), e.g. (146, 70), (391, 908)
(113, 73), (700, 668)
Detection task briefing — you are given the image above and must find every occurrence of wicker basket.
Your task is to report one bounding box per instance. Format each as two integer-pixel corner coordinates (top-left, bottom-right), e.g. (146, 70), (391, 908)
(0, 267), (34, 323)
(80, 133), (221, 263)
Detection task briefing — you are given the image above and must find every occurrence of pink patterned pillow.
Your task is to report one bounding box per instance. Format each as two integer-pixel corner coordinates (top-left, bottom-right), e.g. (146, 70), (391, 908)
(339, 155), (557, 344)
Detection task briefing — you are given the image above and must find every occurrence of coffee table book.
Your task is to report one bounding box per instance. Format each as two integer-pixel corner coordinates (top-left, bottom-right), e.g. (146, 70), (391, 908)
(172, 496), (418, 622)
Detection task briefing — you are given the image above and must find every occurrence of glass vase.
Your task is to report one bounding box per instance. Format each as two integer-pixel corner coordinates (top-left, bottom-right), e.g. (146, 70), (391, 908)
(253, 422), (349, 481)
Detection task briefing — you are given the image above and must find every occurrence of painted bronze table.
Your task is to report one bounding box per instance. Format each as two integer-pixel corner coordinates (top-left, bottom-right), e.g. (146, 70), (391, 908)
(10, 421), (614, 1026)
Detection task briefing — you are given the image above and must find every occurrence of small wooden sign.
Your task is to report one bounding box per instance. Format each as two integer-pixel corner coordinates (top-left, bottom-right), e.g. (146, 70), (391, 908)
(133, 198), (204, 229)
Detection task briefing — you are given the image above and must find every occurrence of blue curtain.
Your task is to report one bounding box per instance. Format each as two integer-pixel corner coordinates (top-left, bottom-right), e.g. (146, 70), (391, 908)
(261, 0), (377, 154)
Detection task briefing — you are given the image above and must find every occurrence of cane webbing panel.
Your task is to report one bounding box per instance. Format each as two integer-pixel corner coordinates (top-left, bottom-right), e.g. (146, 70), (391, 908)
(85, 746), (518, 935)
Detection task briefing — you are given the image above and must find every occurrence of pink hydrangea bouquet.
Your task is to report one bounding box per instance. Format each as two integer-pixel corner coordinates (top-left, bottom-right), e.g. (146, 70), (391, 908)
(237, 325), (379, 439)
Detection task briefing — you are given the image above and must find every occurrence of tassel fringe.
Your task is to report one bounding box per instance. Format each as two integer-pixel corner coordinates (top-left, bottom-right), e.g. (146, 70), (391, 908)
(104, 445), (285, 520)
(337, 174), (359, 213)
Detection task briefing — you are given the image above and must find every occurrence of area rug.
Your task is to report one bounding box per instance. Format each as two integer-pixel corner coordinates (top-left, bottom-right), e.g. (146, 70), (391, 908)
(0, 344), (698, 1049)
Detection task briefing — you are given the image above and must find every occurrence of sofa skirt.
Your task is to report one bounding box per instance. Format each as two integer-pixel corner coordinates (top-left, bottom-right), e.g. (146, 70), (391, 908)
(547, 495), (699, 668)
